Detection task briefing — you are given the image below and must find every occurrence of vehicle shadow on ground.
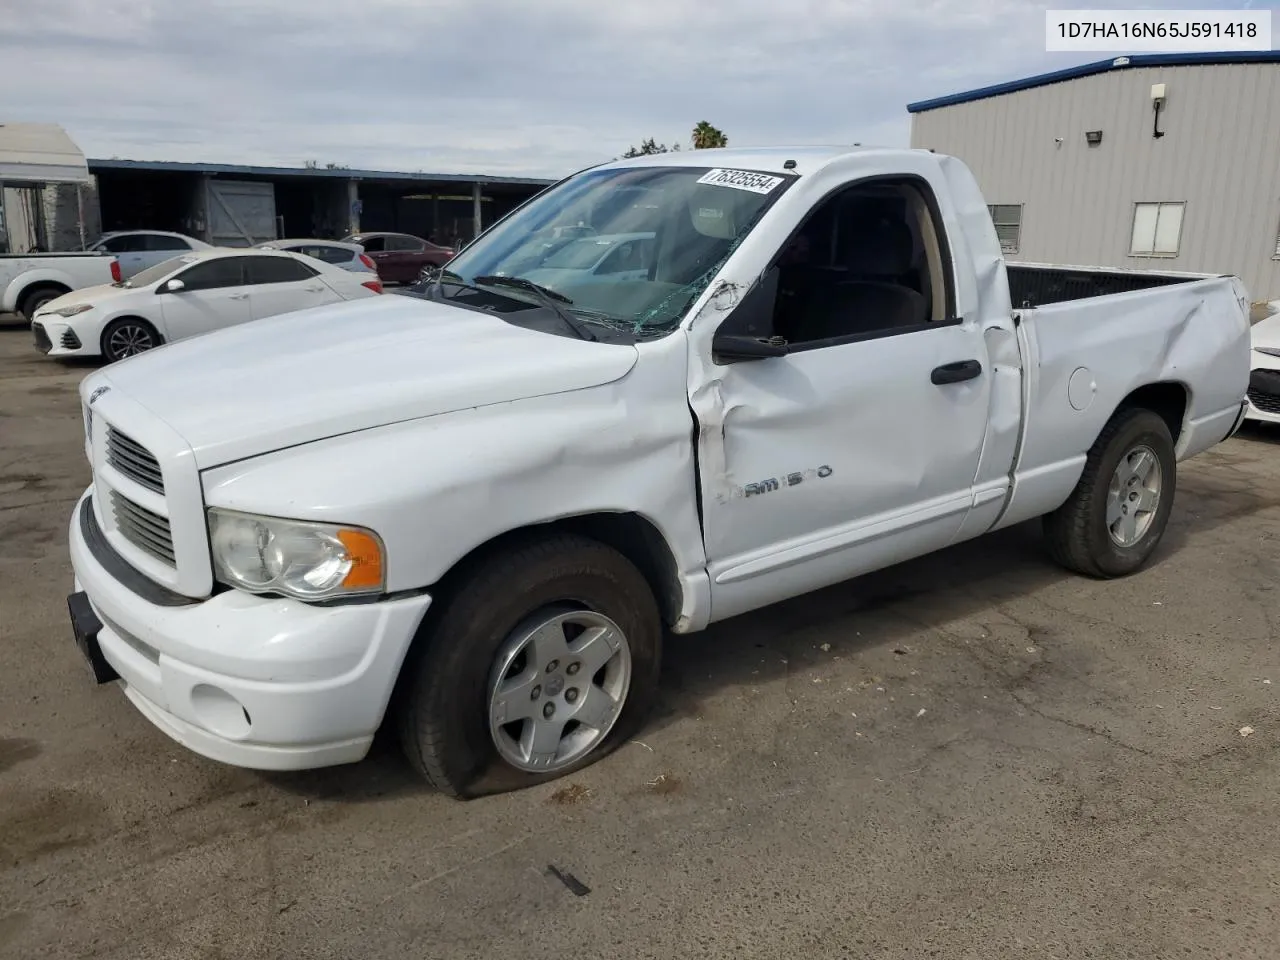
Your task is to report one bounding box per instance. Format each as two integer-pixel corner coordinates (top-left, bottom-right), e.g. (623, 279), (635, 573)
(262, 461), (1277, 804)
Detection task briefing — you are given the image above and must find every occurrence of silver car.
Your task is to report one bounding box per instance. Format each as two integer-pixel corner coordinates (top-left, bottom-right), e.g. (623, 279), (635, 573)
(88, 230), (213, 280)
(256, 238), (380, 280)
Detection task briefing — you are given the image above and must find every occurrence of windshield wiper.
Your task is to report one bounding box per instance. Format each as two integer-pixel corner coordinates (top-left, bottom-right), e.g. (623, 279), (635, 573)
(429, 268), (480, 297)
(473, 275), (597, 342)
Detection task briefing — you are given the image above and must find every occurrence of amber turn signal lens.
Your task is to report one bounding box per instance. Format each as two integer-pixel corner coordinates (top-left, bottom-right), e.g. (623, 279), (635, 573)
(337, 528), (384, 589)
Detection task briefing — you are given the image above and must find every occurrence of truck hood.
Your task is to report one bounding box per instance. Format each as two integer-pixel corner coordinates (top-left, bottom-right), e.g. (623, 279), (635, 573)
(89, 294), (639, 468)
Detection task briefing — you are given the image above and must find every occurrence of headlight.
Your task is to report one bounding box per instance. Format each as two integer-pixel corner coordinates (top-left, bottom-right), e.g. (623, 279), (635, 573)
(1257, 346), (1280, 359)
(207, 508), (385, 600)
(52, 303), (93, 317)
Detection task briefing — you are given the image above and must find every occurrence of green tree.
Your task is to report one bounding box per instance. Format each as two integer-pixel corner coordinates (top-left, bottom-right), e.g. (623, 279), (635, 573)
(621, 137), (681, 157)
(691, 121), (728, 150)
(619, 122), (728, 159)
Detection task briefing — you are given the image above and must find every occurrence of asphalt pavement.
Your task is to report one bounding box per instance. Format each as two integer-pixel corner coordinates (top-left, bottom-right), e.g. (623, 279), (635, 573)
(2, 321), (1279, 960)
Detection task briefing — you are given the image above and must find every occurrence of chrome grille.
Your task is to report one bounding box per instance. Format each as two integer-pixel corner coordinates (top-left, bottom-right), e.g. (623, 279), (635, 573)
(110, 490), (175, 566)
(106, 427), (164, 494)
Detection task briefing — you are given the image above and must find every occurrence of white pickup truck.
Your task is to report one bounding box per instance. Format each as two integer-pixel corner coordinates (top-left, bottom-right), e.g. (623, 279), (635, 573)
(1, 251), (121, 320)
(65, 147), (1251, 799)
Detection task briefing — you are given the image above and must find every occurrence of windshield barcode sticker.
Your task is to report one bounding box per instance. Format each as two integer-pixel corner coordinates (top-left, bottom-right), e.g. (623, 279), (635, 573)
(696, 168), (785, 194)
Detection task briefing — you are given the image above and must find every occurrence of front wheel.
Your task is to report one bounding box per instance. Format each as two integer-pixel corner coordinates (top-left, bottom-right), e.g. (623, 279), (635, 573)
(1043, 407), (1177, 578)
(100, 317), (160, 363)
(395, 534), (662, 798)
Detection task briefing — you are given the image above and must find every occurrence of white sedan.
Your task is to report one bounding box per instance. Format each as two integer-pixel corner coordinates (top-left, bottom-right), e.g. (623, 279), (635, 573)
(31, 248), (383, 363)
(1247, 307), (1280, 424)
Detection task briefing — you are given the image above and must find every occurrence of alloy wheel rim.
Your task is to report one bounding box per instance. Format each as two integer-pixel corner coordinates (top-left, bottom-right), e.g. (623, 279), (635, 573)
(108, 324), (154, 359)
(1106, 443), (1162, 547)
(487, 606), (632, 774)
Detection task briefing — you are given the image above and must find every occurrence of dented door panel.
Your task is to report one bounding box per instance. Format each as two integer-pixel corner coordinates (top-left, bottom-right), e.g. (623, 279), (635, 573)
(690, 324), (993, 622)
(682, 152), (1010, 624)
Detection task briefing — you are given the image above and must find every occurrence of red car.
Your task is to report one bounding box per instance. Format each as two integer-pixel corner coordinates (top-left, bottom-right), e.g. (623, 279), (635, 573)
(341, 232), (455, 285)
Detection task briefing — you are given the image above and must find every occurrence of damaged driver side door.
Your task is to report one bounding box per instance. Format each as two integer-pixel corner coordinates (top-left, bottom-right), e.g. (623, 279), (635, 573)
(689, 171), (995, 622)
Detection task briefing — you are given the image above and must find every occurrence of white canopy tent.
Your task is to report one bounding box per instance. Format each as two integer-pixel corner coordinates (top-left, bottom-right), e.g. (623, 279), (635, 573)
(0, 123), (92, 252)
(0, 122), (91, 184)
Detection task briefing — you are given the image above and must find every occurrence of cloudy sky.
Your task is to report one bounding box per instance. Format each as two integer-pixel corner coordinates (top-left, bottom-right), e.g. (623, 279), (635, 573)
(0, 0), (1270, 178)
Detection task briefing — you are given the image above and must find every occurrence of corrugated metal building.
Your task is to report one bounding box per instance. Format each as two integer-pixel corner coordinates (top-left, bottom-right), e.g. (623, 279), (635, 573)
(1, 125), (554, 254)
(908, 52), (1280, 303)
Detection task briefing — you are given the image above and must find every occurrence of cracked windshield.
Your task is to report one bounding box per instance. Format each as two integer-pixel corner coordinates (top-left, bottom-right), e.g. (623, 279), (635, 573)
(420, 165), (790, 340)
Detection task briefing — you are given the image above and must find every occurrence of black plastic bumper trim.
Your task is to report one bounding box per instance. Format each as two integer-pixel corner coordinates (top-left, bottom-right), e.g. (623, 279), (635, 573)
(79, 494), (199, 608)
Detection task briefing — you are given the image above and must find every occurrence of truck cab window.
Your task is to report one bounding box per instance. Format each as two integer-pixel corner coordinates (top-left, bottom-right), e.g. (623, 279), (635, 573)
(762, 178), (953, 349)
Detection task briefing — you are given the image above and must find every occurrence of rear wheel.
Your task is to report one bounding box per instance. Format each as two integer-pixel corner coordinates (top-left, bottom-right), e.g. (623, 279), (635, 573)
(100, 317), (160, 363)
(395, 534), (662, 798)
(19, 284), (68, 321)
(1043, 407), (1176, 578)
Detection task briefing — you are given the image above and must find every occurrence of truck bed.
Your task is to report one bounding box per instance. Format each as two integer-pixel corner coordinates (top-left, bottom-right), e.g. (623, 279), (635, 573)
(993, 271), (1250, 533)
(0, 251), (108, 258)
(1008, 262), (1222, 309)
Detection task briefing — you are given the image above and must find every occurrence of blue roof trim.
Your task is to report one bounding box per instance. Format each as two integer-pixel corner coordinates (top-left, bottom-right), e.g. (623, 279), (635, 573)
(84, 157), (555, 187)
(907, 51), (1280, 113)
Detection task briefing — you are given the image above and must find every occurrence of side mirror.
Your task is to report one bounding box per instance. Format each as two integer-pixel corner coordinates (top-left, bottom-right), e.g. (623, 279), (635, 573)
(710, 266), (788, 364)
(160, 278), (185, 294)
(712, 333), (790, 363)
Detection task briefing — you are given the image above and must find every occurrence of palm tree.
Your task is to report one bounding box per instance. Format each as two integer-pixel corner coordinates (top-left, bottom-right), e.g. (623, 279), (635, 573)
(691, 122), (728, 150)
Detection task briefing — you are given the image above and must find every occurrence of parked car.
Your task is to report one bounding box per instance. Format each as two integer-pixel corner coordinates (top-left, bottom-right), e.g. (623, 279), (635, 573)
(87, 231), (214, 281)
(256, 238), (381, 288)
(1246, 306), (1280, 423)
(64, 147), (1250, 798)
(1, 251), (121, 320)
(520, 231), (655, 289)
(32, 248), (382, 363)
(341, 231), (454, 284)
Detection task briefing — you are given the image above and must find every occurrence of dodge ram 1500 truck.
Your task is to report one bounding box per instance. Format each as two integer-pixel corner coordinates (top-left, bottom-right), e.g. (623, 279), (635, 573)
(65, 147), (1252, 799)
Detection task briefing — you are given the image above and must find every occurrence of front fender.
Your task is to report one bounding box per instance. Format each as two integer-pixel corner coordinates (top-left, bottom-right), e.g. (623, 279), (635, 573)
(199, 334), (708, 617)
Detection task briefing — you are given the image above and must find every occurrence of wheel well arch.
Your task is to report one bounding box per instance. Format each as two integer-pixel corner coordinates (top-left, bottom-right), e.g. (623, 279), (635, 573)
(1113, 381), (1189, 445)
(18, 281), (71, 313)
(428, 512), (684, 629)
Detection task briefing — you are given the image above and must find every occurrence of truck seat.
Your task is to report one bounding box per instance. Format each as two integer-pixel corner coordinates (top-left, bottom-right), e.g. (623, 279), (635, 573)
(791, 218), (927, 342)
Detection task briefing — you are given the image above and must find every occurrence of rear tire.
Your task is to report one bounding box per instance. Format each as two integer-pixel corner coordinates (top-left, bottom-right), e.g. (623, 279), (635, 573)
(395, 534), (663, 798)
(1043, 407), (1177, 578)
(100, 317), (160, 363)
(19, 284), (68, 321)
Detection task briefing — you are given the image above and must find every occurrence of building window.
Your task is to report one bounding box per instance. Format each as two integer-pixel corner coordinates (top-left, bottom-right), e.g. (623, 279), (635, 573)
(987, 204), (1022, 254)
(1130, 201), (1184, 257)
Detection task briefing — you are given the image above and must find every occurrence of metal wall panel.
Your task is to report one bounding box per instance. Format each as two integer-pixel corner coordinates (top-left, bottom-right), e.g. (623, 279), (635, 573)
(206, 179), (277, 247)
(910, 62), (1280, 302)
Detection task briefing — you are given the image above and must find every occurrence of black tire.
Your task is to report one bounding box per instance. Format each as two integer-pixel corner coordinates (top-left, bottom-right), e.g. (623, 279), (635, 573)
(100, 317), (161, 363)
(1043, 407), (1177, 578)
(19, 284), (68, 321)
(395, 533), (663, 798)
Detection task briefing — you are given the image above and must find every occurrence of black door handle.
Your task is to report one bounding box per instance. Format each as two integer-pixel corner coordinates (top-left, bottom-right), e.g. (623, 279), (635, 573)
(931, 359), (983, 385)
